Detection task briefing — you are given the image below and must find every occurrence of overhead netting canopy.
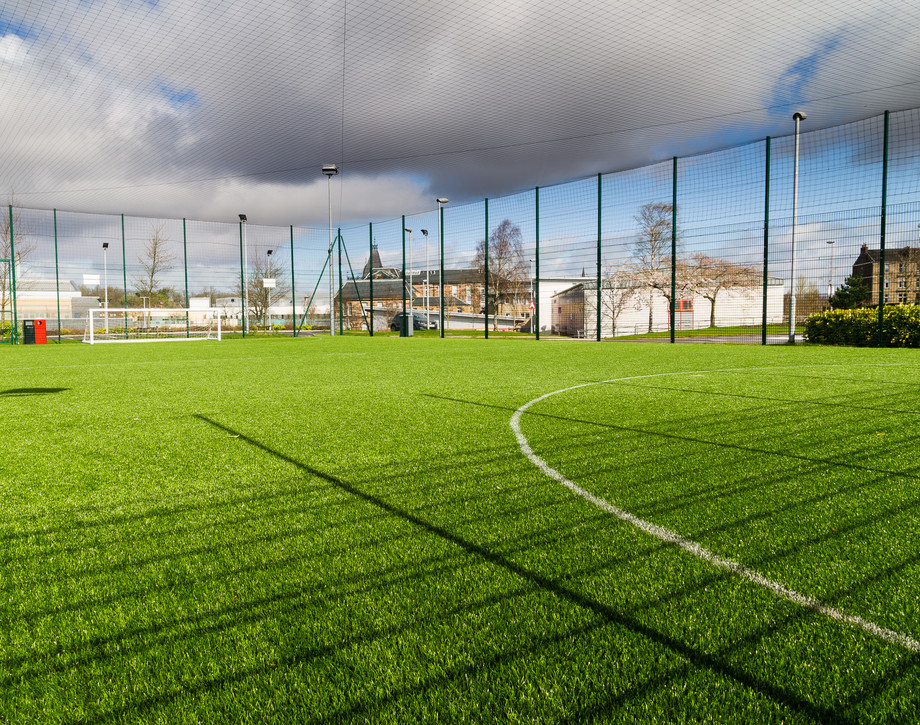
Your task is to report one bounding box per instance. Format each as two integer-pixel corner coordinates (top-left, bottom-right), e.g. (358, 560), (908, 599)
(1, 0), (919, 225)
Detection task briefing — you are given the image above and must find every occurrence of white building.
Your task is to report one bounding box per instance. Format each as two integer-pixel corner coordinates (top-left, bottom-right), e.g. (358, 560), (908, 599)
(552, 277), (785, 337)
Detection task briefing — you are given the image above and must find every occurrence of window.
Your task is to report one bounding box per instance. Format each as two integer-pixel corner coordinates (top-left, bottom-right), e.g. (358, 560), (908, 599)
(899, 263), (906, 272)
(885, 280), (890, 289)
(899, 278), (907, 289)
(898, 292), (908, 303)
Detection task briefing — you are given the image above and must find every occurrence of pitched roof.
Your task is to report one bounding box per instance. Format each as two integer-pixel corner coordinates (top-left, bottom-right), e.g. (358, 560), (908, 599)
(856, 245), (920, 264)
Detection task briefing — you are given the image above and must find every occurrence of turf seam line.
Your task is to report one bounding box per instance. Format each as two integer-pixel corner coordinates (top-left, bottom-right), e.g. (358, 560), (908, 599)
(510, 368), (920, 655)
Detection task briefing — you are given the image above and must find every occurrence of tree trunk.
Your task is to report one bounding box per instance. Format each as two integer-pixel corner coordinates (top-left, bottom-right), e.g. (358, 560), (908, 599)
(647, 292), (654, 333)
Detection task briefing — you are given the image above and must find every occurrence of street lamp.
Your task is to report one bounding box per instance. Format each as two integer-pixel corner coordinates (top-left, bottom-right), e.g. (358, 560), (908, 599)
(826, 240), (835, 300)
(102, 242), (109, 334)
(239, 214), (248, 334)
(789, 110), (806, 343)
(436, 198), (448, 336)
(322, 164), (338, 336)
(420, 229), (430, 328)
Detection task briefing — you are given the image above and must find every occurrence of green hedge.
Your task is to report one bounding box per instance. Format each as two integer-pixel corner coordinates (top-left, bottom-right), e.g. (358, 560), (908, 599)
(805, 305), (920, 347)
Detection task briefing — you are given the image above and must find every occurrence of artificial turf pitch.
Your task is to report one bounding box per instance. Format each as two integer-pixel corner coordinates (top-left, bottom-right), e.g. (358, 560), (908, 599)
(1, 336), (919, 723)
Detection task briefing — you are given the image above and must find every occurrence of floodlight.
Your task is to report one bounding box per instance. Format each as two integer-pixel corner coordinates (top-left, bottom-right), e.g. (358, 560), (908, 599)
(420, 229), (428, 236)
(436, 198), (449, 204)
(267, 249), (273, 256)
(322, 164), (338, 177)
(405, 227), (412, 233)
(793, 111), (807, 121)
(102, 242), (108, 249)
(239, 214), (247, 222)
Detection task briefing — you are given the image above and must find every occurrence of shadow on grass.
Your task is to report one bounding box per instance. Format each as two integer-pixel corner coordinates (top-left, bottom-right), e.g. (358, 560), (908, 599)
(422, 392), (920, 481)
(0, 387), (69, 396)
(85, 414), (833, 724)
(11, 412), (898, 723)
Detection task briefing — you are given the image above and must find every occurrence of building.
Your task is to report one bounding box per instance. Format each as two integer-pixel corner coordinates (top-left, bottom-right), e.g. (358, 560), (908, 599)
(333, 245), (531, 330)
(8, 279), (83, 319)
(551, 276), (785, 337)
(852, 244), (920, 305)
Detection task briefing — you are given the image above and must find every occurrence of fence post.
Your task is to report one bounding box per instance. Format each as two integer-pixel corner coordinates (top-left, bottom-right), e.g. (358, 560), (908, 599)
(9, 205), (18, 343)
(402, 218), (407, 329)
(535, 186), (540, 341)
(596, 173), (602, 341)
(338, 229), (344, 335)
(368, 222), (374, 336)
(290, 225), (296, 336)
(239, 220), (246, 338)
(670, 157), (677, 344)
(183, 218), (190, 337)
(121, 214), (128, 338)
(878, 110), (889, 348)
(484, 198), (489, 338)
(54, 209), (61, 343)
(762, 137), (771, 346)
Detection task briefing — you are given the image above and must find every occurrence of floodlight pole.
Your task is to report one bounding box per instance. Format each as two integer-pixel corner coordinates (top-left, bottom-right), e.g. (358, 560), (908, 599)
(789, 111), (806, 343)
(102, 242), (109, 334)
(323, 164), (338, 335)
(239, 214), (248, 334)
(421, 229), (429, 328)
(437, 198), (448, 337)
(826, 240), (835, 300)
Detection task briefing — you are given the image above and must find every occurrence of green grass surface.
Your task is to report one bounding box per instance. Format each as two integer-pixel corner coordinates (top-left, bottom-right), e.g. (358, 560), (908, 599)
(2, 337), (919, 723)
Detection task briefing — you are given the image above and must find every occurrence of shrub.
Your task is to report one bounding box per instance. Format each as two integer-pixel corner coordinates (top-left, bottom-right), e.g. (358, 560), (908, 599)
(805, 305), (920, 347)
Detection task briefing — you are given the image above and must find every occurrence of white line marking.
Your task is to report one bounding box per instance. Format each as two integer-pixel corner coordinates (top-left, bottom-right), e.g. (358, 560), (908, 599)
(510, 367), (920, 653)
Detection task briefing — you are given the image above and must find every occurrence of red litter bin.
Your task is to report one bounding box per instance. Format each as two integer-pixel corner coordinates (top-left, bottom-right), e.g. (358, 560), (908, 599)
(23, 319), (47, 345)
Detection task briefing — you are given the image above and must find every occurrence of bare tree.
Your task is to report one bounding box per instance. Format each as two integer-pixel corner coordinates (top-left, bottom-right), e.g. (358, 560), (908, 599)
(1, 202), (36, 335)
(134, 224), (176, 302)
(474, 219), (528, 329)
(785, 276), (824, 325)
(633, 202), (676, 332)
(688, 252), (761, 328)
(601, 264), (639, 336)
(247, 252), (290, 327)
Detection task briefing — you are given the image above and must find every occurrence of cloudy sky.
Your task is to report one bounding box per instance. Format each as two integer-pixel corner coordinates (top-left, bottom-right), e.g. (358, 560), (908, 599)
(1, 0), (919, 228)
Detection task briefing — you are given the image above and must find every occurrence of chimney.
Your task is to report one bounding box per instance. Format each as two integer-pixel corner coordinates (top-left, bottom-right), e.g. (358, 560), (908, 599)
(860, 244), (868, 254)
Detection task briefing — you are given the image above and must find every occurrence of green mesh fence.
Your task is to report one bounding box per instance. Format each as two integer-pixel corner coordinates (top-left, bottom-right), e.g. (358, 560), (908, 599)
(4, 108), (920, 346)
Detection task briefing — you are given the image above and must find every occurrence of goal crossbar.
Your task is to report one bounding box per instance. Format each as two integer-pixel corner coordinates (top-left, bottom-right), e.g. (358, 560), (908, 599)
(83, 308), (222, 344)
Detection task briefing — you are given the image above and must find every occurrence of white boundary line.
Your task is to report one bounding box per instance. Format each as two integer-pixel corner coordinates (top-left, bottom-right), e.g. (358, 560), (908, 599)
(510, 367), (920, 653)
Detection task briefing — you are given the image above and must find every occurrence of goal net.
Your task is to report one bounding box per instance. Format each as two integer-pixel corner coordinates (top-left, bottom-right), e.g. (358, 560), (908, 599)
(83, 308), (222, 344)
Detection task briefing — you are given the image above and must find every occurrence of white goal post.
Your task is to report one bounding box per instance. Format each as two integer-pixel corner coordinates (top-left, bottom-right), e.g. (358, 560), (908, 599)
(83, 308), (222, 344)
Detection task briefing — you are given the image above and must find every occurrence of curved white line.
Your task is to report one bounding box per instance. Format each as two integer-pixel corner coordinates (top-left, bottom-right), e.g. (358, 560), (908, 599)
(510, 368), (920, 653)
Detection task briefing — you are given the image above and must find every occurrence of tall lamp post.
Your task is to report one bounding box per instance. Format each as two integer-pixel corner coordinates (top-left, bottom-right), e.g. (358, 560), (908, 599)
(266, 249), (273, 328)
(322, 164), (338, 335)
(421, 229), (429, 328)
(102, 242), (109, 334)
(826, 239), (835, 301)
(436, 198), (448, 336)
(239, 214), (248, 334)
(789, 110), (806, 343)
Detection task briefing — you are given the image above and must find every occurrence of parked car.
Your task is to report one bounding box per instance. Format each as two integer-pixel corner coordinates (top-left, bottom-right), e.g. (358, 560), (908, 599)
(389, 312), (438, 331)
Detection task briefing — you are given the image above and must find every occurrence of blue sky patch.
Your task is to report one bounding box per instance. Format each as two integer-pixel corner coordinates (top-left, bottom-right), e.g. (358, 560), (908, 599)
(771, 35), (843, 110)
(0, 11), (36, 40)
(158, 83), (200, 111)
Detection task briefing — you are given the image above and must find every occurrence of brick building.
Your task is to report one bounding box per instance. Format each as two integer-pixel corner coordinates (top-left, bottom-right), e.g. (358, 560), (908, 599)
(852, 244), (920, 305)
